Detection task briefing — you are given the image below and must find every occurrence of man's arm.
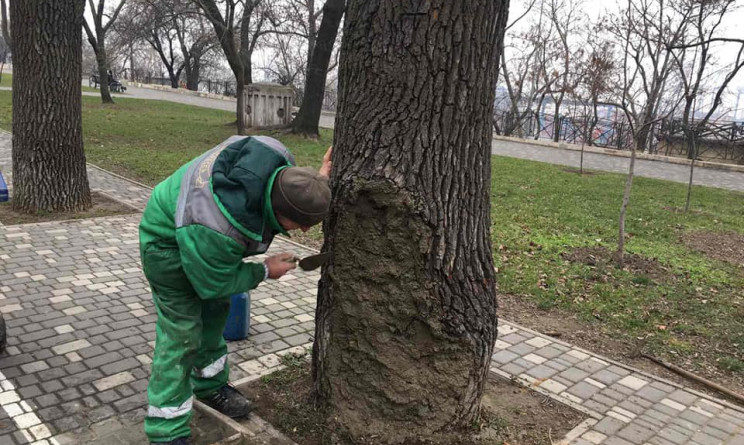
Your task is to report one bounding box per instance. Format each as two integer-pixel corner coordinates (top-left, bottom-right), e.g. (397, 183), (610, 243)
(319, 146), (332, 178)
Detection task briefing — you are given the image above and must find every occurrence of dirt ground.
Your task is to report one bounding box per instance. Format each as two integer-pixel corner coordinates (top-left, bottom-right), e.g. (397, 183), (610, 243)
(682, 230), (744, 268)
(0, 191), (135, 225)
(561, 246), (675, 283)
(240, 359), (585, 445)
(498, 292), (744, 407)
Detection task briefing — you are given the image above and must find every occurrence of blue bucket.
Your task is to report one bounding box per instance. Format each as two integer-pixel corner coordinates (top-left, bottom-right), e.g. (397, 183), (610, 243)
(0, 171), (8, 203)
(223, 292), (251, 341)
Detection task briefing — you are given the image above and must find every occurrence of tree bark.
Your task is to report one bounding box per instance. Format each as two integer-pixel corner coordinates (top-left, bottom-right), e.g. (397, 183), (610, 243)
(1, 0), (10, 47)
(312, 1), (508, 442)
(684, 130), (697, 213)
(291, 0), (345, 136)
(617, 144), (637, 266)
(96, 49), (114, 103)
(185, 61), (200, 91)
(10, 0), (92, 213)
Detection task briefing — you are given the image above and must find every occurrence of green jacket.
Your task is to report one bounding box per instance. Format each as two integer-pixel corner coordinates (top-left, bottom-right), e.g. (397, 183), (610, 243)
(139, 136), (295, 299)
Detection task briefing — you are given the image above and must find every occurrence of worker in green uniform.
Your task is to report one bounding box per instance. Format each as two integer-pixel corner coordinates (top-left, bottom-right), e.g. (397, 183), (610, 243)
(139, 135), (332, 445)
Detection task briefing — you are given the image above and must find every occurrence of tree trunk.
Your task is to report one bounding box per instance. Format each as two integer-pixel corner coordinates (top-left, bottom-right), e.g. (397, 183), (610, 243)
(10, 0), (91, 213)
(1, 0), (10, 47)
(553, 100), (561, 142)
(186, 62), (200, 91)
(312, 1), (507, 442)
(306, 0), (316, 65)
(236, 77), (245, 134)
(95, 44), (114, 104)
(617, 144), (637, 266)
(684, 129), (697, 213)
(166, 66), (179, 88)
(291, 0), (345, 136)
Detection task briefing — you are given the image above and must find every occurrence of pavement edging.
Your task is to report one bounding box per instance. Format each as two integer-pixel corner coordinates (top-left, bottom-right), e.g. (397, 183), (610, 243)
(503, 318), (744, 415)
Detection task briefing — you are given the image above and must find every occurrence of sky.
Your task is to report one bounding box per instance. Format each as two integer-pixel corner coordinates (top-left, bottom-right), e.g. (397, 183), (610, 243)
(507, 0), (744, 119)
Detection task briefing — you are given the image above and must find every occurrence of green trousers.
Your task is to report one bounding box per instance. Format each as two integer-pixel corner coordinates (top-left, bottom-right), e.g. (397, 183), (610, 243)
(142, 246), (231, 443)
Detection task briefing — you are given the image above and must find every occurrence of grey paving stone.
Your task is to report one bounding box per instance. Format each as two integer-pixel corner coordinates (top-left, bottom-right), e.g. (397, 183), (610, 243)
(559, 366), (591, 383)
(656, 426), (691, 444)
(492, 350), (519, 364)
(526, 364), (557, 380)
(506, 342), (535, 355)
(594, 416), (626, 435)
(666, 389), (698, 405)
(618, 423), (656, 443)
(567, 381), (601, 400)
(679, 408), (711, 426)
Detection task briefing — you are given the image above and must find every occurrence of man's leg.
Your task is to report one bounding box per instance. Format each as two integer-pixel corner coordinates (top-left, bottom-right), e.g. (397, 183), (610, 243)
(142, 248), (203, 443)
(193, 298), (253, 418)
(192, 298), (230, 398)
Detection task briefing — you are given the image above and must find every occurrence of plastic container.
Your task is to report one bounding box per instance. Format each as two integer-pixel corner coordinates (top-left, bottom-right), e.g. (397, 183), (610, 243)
(223, 292), (251, 341)
(0, 171), (8, 202)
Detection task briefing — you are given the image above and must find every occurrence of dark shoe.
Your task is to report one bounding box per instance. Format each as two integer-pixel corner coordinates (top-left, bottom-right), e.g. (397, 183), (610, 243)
(198, 384), (253, 419)
(150, 437), (190, 445)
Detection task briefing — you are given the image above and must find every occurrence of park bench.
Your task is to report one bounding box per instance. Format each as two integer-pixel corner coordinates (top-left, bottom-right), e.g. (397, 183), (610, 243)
(88, 73), (127, 93)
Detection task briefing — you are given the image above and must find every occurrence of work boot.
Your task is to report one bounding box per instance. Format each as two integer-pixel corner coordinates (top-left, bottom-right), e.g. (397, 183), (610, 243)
(198, 384), (253, 419)
(150, 437), (190, 445)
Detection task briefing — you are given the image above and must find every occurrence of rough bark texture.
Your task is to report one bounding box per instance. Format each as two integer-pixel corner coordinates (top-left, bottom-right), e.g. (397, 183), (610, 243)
(10, 0), (92, 213)
(291, 0), (345, 136)
(312, 1), (508, 442)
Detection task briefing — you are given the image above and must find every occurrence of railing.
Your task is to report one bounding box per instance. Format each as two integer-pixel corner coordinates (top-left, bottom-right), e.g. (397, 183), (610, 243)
(494, 110), (744, 164)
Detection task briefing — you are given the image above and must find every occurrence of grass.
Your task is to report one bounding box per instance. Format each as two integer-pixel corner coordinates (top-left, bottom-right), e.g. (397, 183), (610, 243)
(1, 89), (742, 377)
(0, 72), (107, 93)
(489, 156), (744, 371)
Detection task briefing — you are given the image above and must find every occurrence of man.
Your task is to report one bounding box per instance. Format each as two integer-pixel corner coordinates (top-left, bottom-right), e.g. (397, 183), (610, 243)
(139, 135), (332, 444)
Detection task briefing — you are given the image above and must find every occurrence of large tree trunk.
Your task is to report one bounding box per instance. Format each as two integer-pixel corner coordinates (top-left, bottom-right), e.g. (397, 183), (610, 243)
(312, 1), (507, 442)
(292, 0), (345, 136)
(95, 44), (114, 104)
(185, 60), (200, 91)
(10, 0), (91, 213)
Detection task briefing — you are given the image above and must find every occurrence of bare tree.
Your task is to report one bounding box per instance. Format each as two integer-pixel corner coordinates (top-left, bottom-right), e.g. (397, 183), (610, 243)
(497, 0), (556, 137)
(11, 0), (92, 212)
(545, 0), (586, 142)
(608, 0), (691, 264)
(84, 0), (126, 104)
(194, 0), (278, 133)
(291, 0), (344, 136)
(175, 7), (217, 90)
(670, 0), (744, 212)
(0, 0), (10, 84)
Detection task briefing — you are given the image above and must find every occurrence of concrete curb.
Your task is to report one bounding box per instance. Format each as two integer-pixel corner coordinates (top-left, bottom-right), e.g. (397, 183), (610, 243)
(128, 81), (337, 119)
(492, 134), (744, 174)
(127, 81), (238, 103)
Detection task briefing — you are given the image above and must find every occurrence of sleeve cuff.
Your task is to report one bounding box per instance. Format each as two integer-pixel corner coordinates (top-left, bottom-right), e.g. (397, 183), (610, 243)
(263, 262), (269, 281)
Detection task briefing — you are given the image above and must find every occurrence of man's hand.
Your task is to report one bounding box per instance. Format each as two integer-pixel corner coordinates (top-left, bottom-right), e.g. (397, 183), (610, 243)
(319, 146), (332, 178)
(264, 253), (297, 279)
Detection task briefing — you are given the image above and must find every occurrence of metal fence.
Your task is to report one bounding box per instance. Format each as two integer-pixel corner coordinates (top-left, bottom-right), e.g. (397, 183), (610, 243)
(494, 110), (744, 164)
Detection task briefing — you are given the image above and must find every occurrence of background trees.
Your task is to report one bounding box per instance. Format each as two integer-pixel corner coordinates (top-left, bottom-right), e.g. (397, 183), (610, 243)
(84, 0), (126, 104)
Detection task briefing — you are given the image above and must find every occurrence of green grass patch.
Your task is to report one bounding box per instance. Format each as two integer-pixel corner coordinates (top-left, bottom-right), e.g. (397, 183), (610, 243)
(0, 90), (331, 185)
(0, 72), (108, 93)
(1, 90), (742, 377)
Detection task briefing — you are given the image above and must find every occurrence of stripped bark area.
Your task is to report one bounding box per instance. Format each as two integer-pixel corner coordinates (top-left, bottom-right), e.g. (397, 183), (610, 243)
(312, 1), (508, 442)
(10, 0), (92, 213)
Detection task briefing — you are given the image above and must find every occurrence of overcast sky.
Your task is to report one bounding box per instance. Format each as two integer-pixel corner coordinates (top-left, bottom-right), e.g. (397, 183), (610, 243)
(507, 0), (744, 118)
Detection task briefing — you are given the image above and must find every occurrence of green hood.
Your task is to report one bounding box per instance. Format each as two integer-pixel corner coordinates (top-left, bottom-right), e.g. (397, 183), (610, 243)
(210, 136), (295, 241)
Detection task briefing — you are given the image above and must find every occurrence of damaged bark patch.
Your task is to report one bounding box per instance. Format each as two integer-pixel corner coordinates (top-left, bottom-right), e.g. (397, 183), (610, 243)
(315, 182), (488, 442)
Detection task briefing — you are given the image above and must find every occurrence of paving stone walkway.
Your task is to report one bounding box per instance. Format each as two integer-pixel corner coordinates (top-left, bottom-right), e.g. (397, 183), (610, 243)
(1, 133), (743, 444)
